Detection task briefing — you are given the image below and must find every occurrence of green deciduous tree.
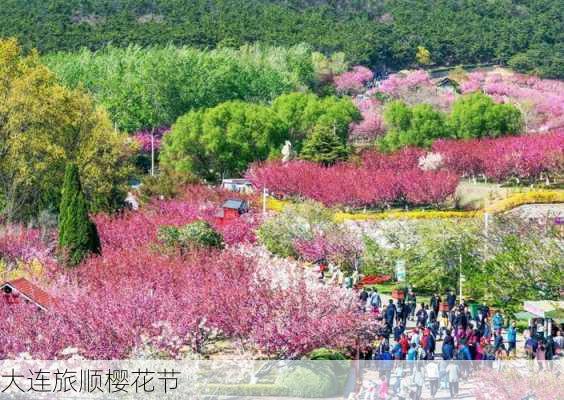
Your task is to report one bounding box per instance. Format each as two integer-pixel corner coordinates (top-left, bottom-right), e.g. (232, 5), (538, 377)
(45, 44), (316, 132)
(161, 92), (359, 179)
(58, 163), (101, 266)
(376, 216), (562, 309)
(416, 46), (431, 66)
(161, 101), (285, 181)
(257, 202), (335, 259)
(449, 93), (523, 139)
(379, 101), (450, 152)
(0, 39), (134, 222)
(272, 92), (360, 152)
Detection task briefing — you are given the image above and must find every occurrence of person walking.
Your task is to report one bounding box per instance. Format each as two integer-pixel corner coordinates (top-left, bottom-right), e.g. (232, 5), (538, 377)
(554, 330), (563, 355)
(524, 334), (538, 360)
(446, 362), (460, 398)
(442, 330), (455, 360)
(399, 333), (409, 359)
(545, 333), (555, 361)
(431, 293), (441, 316)
(506, 321), (517, 357)
(396, 299), (404, 326)
(411, 365), (425, 400)
(426, 362), (440, 399)
(397, 370), (411, 400)
(359, 288), (369, 312)
(446, 290), (456, 312)
(407, 343), (418, 361)
(400, 300), (409, 326)
(385, 299), (396, 328)
(439, 311), (449, 339)
(492, 311), (504, 333)
(416, 304), (428, 328)
(393, 321), (405, 343)
(493, 330), (505, 354)
(371, 289), (382, 313)
(406, 290), (417, 320)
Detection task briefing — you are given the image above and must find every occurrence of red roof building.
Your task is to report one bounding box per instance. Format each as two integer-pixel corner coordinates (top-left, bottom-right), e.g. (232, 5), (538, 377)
(0, 278), (55, 311)
(215, 199), (249, 226)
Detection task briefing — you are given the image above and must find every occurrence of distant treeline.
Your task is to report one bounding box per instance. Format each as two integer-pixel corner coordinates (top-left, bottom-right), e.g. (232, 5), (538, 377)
(1, 0), (562, 78)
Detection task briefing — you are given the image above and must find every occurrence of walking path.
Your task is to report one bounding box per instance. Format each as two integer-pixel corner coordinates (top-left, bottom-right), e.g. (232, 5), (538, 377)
(374, 293), (526, 359)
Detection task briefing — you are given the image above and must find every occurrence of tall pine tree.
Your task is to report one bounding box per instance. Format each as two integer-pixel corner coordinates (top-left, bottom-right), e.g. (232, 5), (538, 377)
(300, 124), (348, 165)
(58, 163), (101, 266)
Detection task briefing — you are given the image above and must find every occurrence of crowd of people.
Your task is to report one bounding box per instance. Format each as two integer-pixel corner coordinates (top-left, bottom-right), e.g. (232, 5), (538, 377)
(356, 287), (563, 363)
(348, 287), (563, 399)
(353, 361), (464, 400)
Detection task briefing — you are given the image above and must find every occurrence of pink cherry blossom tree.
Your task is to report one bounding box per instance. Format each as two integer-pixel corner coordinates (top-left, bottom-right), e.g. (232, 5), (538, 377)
(334, 66), (374, 94)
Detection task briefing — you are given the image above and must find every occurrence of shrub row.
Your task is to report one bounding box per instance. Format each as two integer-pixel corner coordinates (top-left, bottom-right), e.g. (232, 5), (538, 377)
(247, 160), (459, 208)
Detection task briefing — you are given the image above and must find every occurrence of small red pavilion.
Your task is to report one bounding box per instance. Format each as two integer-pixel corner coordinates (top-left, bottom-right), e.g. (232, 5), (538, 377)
(215, 199), (249, 226)
(0, 278), (55, 311)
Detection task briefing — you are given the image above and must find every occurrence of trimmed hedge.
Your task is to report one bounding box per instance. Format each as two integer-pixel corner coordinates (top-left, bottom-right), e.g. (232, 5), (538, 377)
(201, 363), (349, 398)
(268, 190), (564, 222)
(485, 190), (564, 213)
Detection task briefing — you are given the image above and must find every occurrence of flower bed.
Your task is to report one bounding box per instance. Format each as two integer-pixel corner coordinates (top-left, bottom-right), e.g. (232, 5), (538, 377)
(357, 275), (392, 287)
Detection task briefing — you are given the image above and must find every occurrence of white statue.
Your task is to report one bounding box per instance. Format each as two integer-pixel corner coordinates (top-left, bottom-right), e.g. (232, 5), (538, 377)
(281, 140), (295, 163)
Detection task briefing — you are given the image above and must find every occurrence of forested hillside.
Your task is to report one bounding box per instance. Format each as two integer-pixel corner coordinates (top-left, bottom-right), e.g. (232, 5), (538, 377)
(1, 0), (562, 77)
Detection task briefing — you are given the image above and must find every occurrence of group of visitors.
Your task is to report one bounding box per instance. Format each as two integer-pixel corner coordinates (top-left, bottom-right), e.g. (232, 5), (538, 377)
(356, 287), (564, 363)
(349, 286), (563, 399)
(354, 361), (462, 400)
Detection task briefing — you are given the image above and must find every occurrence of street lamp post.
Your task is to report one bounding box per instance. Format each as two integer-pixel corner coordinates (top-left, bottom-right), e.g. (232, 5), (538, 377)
(150, 129), (155, 177)
(459, 251), (463, 302)
(262, 187), (267, 216)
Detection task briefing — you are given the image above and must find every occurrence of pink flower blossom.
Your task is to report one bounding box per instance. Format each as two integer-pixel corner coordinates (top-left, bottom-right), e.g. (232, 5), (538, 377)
(379, 70), (433, 96)
(334, 66), (374, 94)
(133, 127), (170, 153)
(246, 155), (458, 208)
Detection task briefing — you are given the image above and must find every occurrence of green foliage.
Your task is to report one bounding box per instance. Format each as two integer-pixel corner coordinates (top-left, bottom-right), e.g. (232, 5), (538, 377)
(311, 51), (348, 82)
(138, 169), (199, 203)
(58, 163), (101, 266)
(376, 216), (563, 309)
(508, 43), (564, 79)
(0, 39), (134, 222)
(272, 92), (360, 152)
(45, 44), (316, 132)
(158, 221), (223, 251)
(300, 125), (349, 165)
(379, 101), (450, 152)
(406, 221), (482, 296)
(275, 366), (341, 398)
(479, 227), (563, 309)
(2, 0), (562, 78)
(308, 348), (347, 360)
(161, 93), (359, 180)
(361, 236), (394, 277)
(449, 93), (523, 139)
(161, 101), (286, 181)
(379, 94), (524, 151)
(257, 201), (334, 258)
(416, 46), (431, 65)
(383, 101), (413, 132)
